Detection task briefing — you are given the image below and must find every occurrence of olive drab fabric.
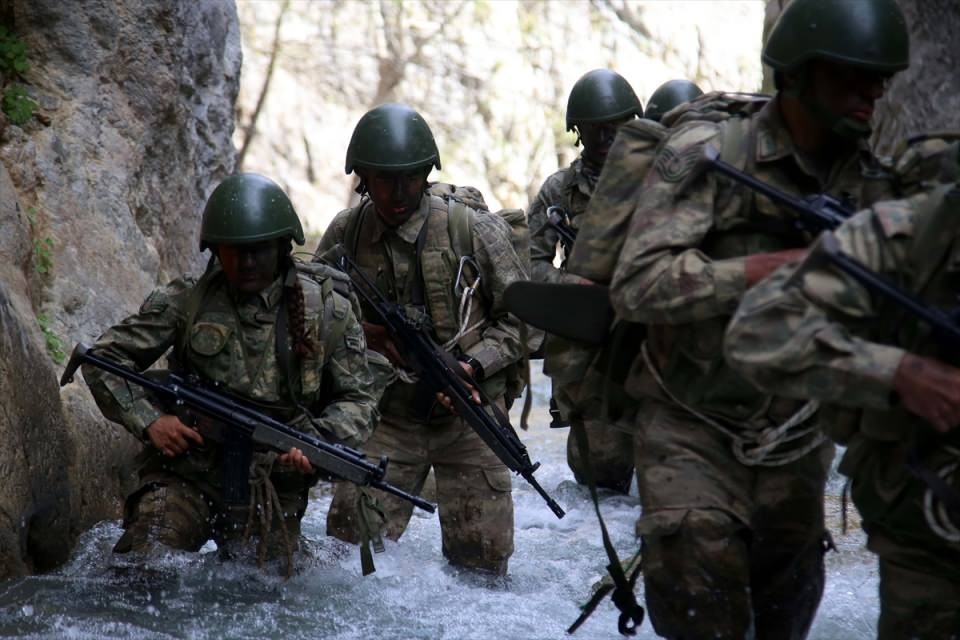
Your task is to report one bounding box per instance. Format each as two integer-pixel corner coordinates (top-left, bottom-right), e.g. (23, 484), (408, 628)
(643, 79), (704, 123)
(83, 263), (379, 559)
(725, 183), (960, 638)
(565, 68), (643, 131)
(314, 181), (526, 574)
(762, 0), (910, 73)
(200, 173), (305, 249)
(605, 89), (900, 636)
(344, 102), (441, 174)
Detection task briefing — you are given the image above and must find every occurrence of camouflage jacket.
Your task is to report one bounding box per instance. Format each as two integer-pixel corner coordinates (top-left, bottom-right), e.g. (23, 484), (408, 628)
(609, 96), (897, 424)
(84, 264), (379, 450)
(527, 157), (600, 284)
(725, 181), (960, 447)
(315, 189), (526, 418)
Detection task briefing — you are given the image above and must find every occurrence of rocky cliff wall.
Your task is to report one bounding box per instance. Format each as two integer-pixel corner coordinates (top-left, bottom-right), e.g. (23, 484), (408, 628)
(0, 0), (241, 579)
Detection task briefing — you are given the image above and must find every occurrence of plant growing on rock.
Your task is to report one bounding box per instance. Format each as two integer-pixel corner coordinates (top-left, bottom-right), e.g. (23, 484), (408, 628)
(0, 25), (36, 125)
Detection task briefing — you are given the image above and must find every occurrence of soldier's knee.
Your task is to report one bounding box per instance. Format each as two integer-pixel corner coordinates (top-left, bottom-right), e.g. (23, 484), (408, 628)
(439, 467), (514, 574)
(114, 483), (210, 554)
(326, 483), (362, 544)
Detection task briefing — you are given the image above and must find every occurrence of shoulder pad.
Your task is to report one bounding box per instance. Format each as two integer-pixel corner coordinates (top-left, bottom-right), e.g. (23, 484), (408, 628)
(894, 134), (960, 190)
(295, 261), (353, 299)
(662, 91), (770, 128)
(428, 182), (488, 212)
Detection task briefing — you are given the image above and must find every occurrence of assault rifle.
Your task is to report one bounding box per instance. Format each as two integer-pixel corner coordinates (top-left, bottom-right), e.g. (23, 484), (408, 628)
(811, 231), (960, 520)
(504, 150), (859, 344)
(546, 205), (577, 256)
(333, 252), (566, 519)
(60, 343), (436, 514)
(703, 145), (855, 233)
(816, 232), (960, 346)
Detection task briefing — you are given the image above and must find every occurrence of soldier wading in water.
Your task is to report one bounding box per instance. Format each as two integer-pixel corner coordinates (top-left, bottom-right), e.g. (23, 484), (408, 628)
(317, 103), (528, 575)
(83, 174), (379, 571)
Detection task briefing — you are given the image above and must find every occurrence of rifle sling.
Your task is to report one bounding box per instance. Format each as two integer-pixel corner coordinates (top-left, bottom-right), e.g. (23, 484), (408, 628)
(567, 419), (644, 636)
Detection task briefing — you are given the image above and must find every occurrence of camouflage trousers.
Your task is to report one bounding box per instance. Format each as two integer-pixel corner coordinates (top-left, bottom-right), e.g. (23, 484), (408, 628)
(634, 400), (833, 640)
(842, 435), (960, 640)
(565, 417), (635, 494)
(114, 463), (307, 564)
(327, 405), (515, 574)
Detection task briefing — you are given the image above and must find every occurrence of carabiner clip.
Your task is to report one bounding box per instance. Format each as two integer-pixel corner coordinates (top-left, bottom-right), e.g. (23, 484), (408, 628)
(454, 255), (481, 297)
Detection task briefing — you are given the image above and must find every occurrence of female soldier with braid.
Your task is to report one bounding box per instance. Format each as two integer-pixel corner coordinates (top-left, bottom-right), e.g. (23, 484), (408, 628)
(83, 174), (379, 568)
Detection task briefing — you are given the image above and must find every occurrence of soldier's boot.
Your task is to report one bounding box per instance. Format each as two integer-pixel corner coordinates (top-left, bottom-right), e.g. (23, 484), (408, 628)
(640, 507), (753, 639)
(113, 480), (212, 554)
(566, 419), (634, 494)
(877, 554), (960, 640)
(436, 463), (514, 575)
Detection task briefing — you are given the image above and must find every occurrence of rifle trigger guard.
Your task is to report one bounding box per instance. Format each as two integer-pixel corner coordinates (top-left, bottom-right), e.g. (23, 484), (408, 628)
(454, 255), (481, 297)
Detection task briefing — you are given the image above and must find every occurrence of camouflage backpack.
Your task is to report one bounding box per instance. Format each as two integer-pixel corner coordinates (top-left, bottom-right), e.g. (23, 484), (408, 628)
(569, 91), (770, 284)
(556, 92), (771, 428)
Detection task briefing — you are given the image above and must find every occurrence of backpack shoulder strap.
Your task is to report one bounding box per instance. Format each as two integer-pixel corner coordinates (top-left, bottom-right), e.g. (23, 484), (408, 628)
(342, 200), (369, 259)
(174, 260), (221, 369)
(446, 197), (475, 258)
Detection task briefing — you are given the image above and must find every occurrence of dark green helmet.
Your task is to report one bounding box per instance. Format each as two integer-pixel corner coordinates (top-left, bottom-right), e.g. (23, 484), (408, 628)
(644, 80), (704, 122)
(763, 0), (909, 73)
(199, 173), (304, 250)
(345, 102), (441, 174)
(566, 69), (643, 131)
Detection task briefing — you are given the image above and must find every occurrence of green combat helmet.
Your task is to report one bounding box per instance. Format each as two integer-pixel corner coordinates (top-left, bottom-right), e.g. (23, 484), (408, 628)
(345, 102), (441, 174)
(763, 0), (909, 138)
(566, 69), (643, 131)
(763, 0), (909, 74)
(199, 173), (304, 250)
(644, 79), (704, 122)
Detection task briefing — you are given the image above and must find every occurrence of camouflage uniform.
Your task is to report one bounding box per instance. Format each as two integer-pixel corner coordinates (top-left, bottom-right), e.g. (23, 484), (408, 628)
(726, 182), (960, 640)
(528, 158), (635, 493)
(318, 187), (526, 574)
(84, 264), (378, 558)
(608, 97), (896, 638)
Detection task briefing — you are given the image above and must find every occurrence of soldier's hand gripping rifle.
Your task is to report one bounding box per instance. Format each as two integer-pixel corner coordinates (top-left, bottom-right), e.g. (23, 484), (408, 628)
(546, 205), (578, 256)
(703, 145), (855, 233)
(60, 343), (436, 513)
(334, 252), (566, 519)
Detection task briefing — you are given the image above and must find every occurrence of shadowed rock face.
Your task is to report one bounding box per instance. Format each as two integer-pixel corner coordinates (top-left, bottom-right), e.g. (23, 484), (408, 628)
(0, 1), (240, 579)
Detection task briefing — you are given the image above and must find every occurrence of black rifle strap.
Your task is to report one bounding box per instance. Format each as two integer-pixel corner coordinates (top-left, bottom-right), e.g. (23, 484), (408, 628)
(567, 420), (644, 636)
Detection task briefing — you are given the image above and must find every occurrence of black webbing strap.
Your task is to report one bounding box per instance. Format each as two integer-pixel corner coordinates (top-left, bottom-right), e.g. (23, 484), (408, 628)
(906, 439), (960, 522)
(567, 420), (644, 635)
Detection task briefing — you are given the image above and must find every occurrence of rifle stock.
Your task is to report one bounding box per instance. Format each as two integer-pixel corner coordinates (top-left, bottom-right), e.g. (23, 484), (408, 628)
(61, 343), (436, 513)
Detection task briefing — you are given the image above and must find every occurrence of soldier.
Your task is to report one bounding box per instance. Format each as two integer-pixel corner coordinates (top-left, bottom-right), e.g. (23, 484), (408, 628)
(317, 103), (526, 575)
(725, 179), (960, 639)
(606, 0), (909, 637)
(643, 79), (704, 123)
(83, 174), (379, 568)
(527, 69), (643, 493)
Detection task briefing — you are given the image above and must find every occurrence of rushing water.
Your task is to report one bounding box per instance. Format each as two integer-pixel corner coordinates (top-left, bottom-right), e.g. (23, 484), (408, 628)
(0, 373), (880, 639)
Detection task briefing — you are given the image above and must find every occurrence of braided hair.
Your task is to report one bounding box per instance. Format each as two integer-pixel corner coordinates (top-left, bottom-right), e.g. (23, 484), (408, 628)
(282, 252), (316, 358)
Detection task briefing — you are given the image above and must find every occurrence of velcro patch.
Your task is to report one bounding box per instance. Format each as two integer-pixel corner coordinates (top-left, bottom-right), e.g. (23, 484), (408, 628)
(344, 331), (365, 354)
(139, 289), (167, 314)
(654, 144), (702, 183)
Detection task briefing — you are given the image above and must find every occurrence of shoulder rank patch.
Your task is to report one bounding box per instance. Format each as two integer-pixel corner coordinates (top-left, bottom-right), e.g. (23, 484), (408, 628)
(139, 289), (168, 315)
(654, 144), (702, 183)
